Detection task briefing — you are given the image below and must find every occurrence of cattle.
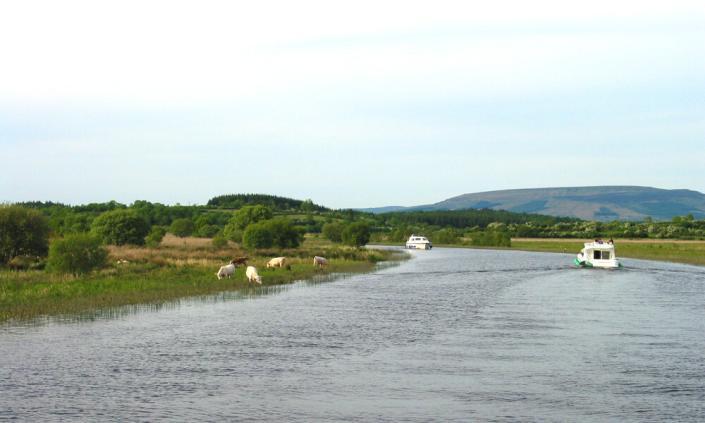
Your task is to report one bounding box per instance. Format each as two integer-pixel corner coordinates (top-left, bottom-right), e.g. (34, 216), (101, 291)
(246, 266), (262, 284)
(231, 256), (248, 266)
(266, 257), (287, 268)
(216, 262), (236, 279)
(313, 256), (328, 268)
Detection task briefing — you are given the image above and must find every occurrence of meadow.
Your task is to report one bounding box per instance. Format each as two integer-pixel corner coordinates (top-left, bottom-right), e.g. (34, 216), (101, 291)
(0, 235), (400, 323)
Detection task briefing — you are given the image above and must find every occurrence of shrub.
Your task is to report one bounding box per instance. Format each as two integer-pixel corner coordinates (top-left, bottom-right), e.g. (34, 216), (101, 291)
(47, 234), (107, 275)
(91, 209), (150, 245)
(342, 222), (371, 247)
(242, 222), (274, 249)
(212, 234), (228, 249)
(223, 223), (243, 243)
(471, 231), (511, 247)
(0, 205), (51, 264)
(169, 218), (195, 237)
(263, 218), (304, 248)
(229, 205), (273, 229)
(433, 228), (460, 244)
(145, 226), (167, 247)
(196, 224), (220, 238)
(322, 222), (345, 243)
(7, 255), (46, 271)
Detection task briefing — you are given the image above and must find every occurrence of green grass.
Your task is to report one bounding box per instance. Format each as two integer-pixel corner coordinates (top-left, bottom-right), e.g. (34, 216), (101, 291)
(0, 247), (400, 323)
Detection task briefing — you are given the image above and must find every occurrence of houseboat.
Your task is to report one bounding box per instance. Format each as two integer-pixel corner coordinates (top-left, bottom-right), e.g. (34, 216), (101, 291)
(574, 240), (621, 269)
(406, 234), (433, 250)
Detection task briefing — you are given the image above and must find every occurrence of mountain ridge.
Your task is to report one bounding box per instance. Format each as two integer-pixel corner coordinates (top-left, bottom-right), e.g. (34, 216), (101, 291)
(359, 186), (705, 221)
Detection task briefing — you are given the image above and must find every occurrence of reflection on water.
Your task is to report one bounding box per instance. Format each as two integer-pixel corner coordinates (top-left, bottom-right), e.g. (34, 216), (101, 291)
(11, 270), (376, 327)
(1, 248), (704, 421)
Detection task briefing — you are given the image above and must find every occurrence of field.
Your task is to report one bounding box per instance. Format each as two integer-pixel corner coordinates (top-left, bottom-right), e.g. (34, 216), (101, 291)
(511, 238), (705, 266)
(0, 235), (401, 323)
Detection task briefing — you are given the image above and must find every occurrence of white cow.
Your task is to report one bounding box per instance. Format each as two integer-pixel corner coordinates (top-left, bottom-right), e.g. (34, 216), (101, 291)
(246, 266), (262, 284)
(313, 256), (328, 268)
(266, 257), (287, 268)
(216, 262), (236, 279)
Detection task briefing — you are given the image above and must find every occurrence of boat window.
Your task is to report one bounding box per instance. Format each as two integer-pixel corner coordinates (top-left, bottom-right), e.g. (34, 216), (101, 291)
(602, 251), (610, 260)
(593, 250), (601, 260)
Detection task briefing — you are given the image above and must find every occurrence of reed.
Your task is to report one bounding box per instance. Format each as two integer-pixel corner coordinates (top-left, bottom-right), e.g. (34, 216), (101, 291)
(0, 244), (400, 323)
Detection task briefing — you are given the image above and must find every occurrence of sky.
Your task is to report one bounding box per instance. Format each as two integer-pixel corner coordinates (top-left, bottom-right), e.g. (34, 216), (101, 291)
(1, 0), (704, 209)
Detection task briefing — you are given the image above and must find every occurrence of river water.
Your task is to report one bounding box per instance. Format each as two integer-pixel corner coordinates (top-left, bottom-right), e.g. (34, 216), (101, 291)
(1, 248), (704, 421)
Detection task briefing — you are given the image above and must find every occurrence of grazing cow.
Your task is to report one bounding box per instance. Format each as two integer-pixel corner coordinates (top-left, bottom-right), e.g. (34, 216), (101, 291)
(231, 256), (248, 266)
(313, 256), (328, 268)
(246, 266), (262, 284)
(216, 262), (236, 279)
(266, 257), (287, 268)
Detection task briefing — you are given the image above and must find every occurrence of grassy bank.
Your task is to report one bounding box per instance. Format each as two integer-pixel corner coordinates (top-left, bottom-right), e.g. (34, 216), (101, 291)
(0, 236), (400, 323)
(511, 238), (705, 266)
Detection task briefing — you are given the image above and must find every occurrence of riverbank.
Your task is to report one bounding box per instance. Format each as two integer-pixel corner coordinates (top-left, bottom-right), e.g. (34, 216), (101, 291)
(0, 236), (401, 323)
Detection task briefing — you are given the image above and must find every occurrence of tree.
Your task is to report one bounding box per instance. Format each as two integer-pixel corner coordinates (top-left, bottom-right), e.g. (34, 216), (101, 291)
(471, 231), (511, 247)
(322, 222), (345, 243)
(169, 218), (195, 237)
(263, 218), (304, 248)
(91, 209), (150, 245)
(196, 224), (220, 238)
(0, 206), (51, 264)
(342, 222), (371, 247)
(211, 234), (228, 249)
(47, 234), (107, 275)
(242, 222), (274, 249)
(145, 226), (167, 247)
(230, 205), (273, 229)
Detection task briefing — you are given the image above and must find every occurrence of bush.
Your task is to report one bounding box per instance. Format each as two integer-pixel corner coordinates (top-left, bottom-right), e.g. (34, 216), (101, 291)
(169, 218), (195, 237)
(471, 231), (511, 247)
(263, 218), (304, 248)
(322, 222), (345, 243)
(242, 222), (274, 249)
(145, 226), (167, 247)
(212, 234), (228, 249)
(223, 223), (243, 243)
(91, 209), (150, 245)
(196, 224), (220, 238)
(47, 234), (107, 275)
(433, 228), (460, 244)
(342, 222), (371, 247)
(229, 205), (273, 229)
(0, 206), (51, 264)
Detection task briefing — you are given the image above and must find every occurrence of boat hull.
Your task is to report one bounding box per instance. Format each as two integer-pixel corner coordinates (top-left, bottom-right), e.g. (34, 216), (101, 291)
(406, 243), (432, 250)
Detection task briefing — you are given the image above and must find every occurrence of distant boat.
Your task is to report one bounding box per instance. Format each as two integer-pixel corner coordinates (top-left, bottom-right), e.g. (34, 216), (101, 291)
(574, 240), (621, 269)
(406, 234), (432, 250)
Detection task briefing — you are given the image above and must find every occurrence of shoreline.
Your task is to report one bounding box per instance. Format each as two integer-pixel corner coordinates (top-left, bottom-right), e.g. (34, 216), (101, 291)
(0, 248), (402, 324)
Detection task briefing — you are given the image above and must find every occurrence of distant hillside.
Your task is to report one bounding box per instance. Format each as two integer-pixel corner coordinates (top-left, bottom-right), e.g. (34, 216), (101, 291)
(207, 194), (328, 212)
(361, 186), (705, 221)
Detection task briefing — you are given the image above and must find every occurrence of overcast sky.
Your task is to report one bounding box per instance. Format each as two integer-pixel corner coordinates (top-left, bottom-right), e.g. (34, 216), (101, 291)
(1, 0), (704, 208)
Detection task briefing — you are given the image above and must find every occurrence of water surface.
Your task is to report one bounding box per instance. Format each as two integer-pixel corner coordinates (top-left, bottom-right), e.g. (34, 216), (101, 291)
(1, 248), (704, 421)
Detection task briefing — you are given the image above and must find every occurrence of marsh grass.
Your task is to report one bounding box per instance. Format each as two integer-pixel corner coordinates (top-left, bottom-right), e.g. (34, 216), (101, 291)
(0, 239), (398, 323)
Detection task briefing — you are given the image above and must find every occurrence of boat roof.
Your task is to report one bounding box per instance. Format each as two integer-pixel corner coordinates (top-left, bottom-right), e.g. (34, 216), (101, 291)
(583, 241), (615, 249)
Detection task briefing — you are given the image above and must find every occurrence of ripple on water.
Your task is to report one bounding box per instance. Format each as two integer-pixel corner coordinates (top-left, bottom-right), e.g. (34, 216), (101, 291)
(1, 248), (704, 421)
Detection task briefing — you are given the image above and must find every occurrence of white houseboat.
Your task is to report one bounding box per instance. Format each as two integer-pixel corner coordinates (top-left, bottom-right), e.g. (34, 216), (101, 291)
(406, 234), (433, 250)
(574, 240), (621, 269)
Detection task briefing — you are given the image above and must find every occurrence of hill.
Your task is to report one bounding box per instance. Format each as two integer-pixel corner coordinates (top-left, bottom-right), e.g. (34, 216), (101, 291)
(361, 186), (705, 221)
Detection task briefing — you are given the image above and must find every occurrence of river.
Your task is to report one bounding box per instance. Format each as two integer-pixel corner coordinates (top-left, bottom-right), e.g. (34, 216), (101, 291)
(1, 248), (704, 421)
